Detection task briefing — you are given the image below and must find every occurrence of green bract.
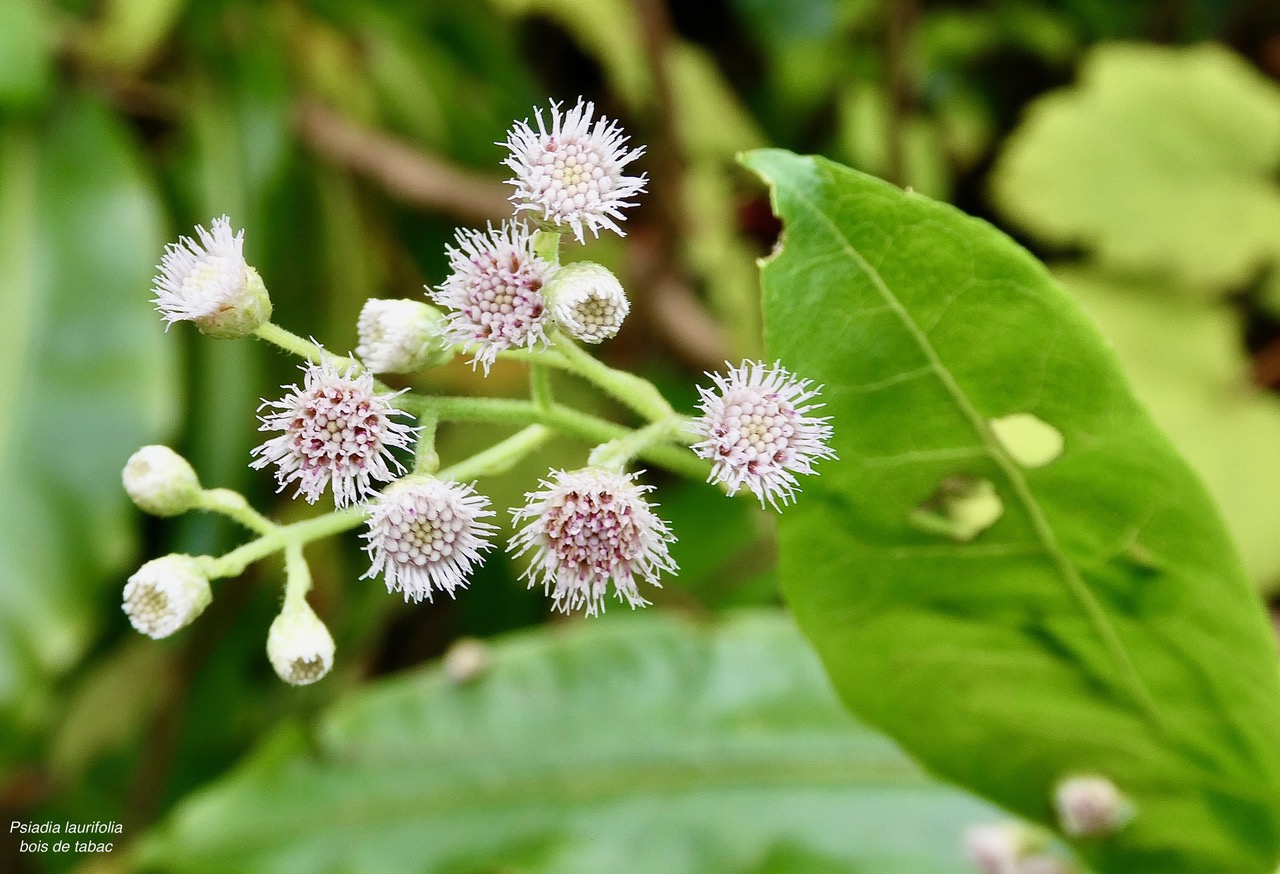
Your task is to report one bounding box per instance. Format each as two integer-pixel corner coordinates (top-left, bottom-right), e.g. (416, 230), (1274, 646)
(743, 147), (1280, 873)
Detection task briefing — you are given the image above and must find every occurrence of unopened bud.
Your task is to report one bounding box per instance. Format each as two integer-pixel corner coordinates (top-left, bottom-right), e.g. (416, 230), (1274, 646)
(356, 298), (454, 373)
(544, 262), (629, 343)
(123, 555), (212, 639)
(123, 445), (201, 516)
(1054, 775), (1133, 838)
(267, 604), (335, 686)
(965, 822), (1037, 874)
(443, 637), (491, 683)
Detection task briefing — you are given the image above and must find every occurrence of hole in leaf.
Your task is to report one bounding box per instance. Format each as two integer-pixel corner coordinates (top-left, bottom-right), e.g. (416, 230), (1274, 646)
(989, 413), (1064, 468)
(910, 474), (1004, 542)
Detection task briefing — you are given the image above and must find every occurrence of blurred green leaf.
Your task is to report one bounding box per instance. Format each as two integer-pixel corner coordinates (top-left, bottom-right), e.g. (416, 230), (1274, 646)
(486, 0), (651, 108)
(992, 43), (1280, 291)
(80, 0), (188, 72)
(0, 0), (54, 111)
(0, 98), (177, 754)
(1061, 267), (1280, 591)
(744, 148), (1280, 873)
(138, 612), (995, 873)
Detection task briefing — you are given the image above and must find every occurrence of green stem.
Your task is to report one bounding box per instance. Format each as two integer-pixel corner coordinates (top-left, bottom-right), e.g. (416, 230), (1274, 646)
(254, 322), (360, 371)
(530, 363), (553, 411)
(399, 395), (708, 480)
(439, 425), (551, 481)
(532, 229), (562, 266)
(589, 415), (689, 471)
(549, 338), (676, 423)
(414, 413), (440, 474)
(200, 506), (368, 580)
(194, 488), (276, 535)
(282, 542), (313, 610)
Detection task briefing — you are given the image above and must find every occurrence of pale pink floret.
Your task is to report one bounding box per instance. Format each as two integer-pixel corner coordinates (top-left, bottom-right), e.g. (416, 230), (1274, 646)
(251, 360), (415, 507)
(691, 360), (836, 509)
(430, 221), (553, 373)
(509, 468), (676, 617)
(501, 98), (647, 243)
(152, 215), (249, 324)
(363, 477), (497, 603)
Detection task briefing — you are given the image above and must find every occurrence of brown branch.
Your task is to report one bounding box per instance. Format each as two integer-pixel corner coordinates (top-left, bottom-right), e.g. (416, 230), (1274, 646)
(295, 100), (513, 222)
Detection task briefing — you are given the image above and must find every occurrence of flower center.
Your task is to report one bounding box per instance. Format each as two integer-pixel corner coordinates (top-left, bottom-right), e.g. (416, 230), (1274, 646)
(289, 384), (384, 474)
(719, 392), (797, 468)
(543, 489), (640, 583)
(465, 253), (546, 342)
(537, 139), (614, 216)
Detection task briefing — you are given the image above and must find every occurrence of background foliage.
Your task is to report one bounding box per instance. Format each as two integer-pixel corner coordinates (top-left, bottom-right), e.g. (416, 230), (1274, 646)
(3, 0), (1280, 871)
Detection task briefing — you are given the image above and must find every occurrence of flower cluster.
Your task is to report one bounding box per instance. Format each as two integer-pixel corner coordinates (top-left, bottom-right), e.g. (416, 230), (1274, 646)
(120, 97), (835, 686)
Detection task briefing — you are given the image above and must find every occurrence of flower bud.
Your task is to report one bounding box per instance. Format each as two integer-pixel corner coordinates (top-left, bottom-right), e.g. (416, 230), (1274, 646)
(267, 604), (335, 686)
(964, 822), (1035, 874)
(1054, 775), (1133, 838)
(152, 216), (272, 339)
(544, 262), (629, 343)
(356, 298), (454, 374)
(123, 445), (202, 516)
(123, 555), (212, 639)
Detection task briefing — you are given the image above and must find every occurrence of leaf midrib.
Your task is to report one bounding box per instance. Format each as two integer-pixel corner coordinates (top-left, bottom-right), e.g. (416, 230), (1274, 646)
(778, 163), (1164, 731)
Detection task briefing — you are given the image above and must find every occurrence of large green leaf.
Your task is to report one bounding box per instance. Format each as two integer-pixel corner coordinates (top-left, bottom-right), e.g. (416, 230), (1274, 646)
(1059, 268), (1280, 592)
(743, 148), (1280, 873)
(137, 612), (996, 874)
(0, 98), (176, 754)
(991, 43), (1280, 291)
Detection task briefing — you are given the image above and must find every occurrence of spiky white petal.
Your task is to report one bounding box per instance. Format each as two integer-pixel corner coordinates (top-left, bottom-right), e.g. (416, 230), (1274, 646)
(152, 216), (271, 338)
(251, 359), (415, 507)
(123, 555), (212, 639)
(502, 98), (646, 242)
(430, 222), (553, 373)
(509, 467), (676, 617)
(356, 298), (453, 374)
(267, 605), (335, 686)
(546, 261), (629, 343)
(363, 476), (497, 602)
(691, 360), (836, 509)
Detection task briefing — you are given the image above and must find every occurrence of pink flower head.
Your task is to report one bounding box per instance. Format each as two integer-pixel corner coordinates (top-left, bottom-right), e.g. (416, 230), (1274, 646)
(430, 221), (553, 372)
(363, 476), (497, 602)
(509, 468), (676, 616)
(501, 98), (647, 242)
(691, 360), (836, 509)
(251, 359), (414, 506)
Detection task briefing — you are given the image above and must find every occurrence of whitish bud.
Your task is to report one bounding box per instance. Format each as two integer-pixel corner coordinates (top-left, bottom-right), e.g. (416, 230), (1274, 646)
(356, 298), (454, 374)
(1054, 775), (1134, 838)
(965, 822), (1037, 874)
(443, 637), (491, 683)
(123, 555), (212, 639)
(267, 605), (335, 686)
(544, 262), (629, 344)
(123, 445), (201, 516)
(152, 216), (272, 339)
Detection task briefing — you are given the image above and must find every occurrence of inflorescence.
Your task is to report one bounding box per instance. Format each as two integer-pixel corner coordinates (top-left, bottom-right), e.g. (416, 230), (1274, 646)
(123, 97), (835, 687)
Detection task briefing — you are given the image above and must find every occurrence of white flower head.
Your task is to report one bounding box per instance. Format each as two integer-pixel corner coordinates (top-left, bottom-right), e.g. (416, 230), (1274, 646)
(123, 555), (212, 639)
(363, 476), (498, 602)
(1054, 774), (1134, 838)
(356, 298), (454, 374)
(691, 360), (836, 509)
(152, 216), (271, 338)
(509, 467), (676, 617)
(123, 445), (202, 517)
(251, 359), (415, 507)
(430, 221), (553, 373)
(502, 98), (647, 242)
(545, 261), (629, 343)
(267, 604), (335, 686)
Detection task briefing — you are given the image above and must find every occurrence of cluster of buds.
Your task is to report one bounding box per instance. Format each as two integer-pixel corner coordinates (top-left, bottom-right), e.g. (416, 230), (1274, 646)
(123, 97), (837, 685)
